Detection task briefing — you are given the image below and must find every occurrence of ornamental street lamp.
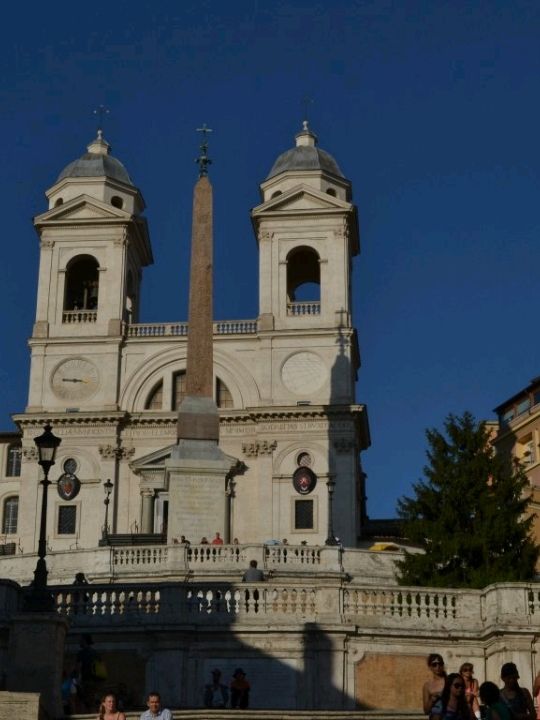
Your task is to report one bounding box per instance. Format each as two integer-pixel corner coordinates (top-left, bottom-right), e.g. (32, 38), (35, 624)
(325, 478), (339, 546)
(102, 478), (113, 542)
(26, 423), (61, 611)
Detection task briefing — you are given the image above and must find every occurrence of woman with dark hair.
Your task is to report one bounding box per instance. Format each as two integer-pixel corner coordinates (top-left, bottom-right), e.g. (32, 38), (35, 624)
(432, 672), (472, 720)
(423, 654), (447, 716)
(479, 681), (511, 720)
(500, 663), (535, 720)
(98, 693), (126, 720)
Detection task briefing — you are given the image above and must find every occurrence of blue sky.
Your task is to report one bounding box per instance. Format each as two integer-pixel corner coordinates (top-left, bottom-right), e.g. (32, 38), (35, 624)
(1, 0), (539, 518)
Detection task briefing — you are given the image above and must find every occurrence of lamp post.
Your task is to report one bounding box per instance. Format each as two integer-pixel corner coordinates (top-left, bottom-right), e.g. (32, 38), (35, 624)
(325, 478), (339, 546)
(102, 478), (113, 542)
(26, 423), (61, 610)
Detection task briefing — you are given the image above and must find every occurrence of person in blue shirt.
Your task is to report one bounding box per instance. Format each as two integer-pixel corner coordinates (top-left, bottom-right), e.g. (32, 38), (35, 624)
(139, 692), (171, 720)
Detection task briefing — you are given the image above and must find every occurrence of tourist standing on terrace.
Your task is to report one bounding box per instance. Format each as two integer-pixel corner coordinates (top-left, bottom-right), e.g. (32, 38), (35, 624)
(98, 693), (126, 720)
(203, 669), (229, 708)
(230, 668), (250, 709)
(479, 682), (511, 720)
(212, 532), (224, 545)
(500, 663), (535, 720)
(423, 654), (447, 716)
(460, 663), (480, 718)
(432, 673), (471, 720)
(140, 692), (172, 720)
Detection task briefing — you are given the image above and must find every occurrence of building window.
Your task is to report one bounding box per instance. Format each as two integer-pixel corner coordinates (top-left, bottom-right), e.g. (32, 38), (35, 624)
(145, 381), (163, 410)
(111, 195), (124, 209)
(6, 444), (22, 477)
(216, 378), (234, 408)
(519, 435), (536, 466)
(58, 505), (77, 535)
(516, 398), (531, 417)
(294, 499), (314, 530)
(172, 371), (186, 411)
(63, 255), (100, 313)
(2, 496), (18, 534)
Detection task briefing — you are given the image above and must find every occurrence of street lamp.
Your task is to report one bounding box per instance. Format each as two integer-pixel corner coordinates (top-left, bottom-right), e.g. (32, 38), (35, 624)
(325, 478), (339, 546)
(102, 478), (113, 542)
(26, 422), (61, 610)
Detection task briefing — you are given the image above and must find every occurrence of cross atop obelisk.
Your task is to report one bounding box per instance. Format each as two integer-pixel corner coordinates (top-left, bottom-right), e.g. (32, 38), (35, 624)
(176, 126), (219, 442)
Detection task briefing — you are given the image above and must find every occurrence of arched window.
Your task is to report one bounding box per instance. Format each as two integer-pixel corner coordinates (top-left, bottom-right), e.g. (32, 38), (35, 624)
(6, 443), (21, 477)
(55, 197), (64, 206)
(111, 196), (124, 209)
(145, 381), (163, 410)
(216, 378), (234, 409)
(172, 371), (186, 411)
(63, 255), (100, 316)
(2, 496), (18, 534)
(286, 246), (321, 315)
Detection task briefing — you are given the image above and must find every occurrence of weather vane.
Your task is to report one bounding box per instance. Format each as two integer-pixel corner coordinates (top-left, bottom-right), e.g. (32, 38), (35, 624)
(195, 124), (213, 177)
(93, 105), (110, 136)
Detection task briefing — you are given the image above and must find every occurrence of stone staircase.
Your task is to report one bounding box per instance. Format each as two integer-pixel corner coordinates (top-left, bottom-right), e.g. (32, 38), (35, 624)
(73, 712), (422, 720)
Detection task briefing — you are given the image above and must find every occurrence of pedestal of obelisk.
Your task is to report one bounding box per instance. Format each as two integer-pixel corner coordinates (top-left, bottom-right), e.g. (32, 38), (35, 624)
(166, 398), (230, 543)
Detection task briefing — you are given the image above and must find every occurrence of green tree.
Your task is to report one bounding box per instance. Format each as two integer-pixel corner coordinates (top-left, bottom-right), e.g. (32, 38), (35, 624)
(397, 411), (538, 588)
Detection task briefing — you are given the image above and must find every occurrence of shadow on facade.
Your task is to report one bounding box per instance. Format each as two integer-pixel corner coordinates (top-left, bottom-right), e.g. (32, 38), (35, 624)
(58, 581), (355, 711)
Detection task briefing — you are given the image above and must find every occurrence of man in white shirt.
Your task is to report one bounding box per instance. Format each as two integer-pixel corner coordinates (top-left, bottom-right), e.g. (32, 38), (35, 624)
(139, 692), (172, 720)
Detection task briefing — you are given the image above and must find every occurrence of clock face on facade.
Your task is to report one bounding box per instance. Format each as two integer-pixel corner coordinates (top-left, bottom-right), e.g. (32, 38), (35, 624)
(51, 358), (100, 400)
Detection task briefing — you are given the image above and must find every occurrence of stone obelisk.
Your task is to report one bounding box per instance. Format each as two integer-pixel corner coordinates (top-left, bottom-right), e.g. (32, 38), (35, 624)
(166, 127), (231, 543)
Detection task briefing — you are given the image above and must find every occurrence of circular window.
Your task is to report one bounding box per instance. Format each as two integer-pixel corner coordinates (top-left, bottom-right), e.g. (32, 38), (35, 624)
(63, 458), (78, 474)
(293, 466), (317, 495)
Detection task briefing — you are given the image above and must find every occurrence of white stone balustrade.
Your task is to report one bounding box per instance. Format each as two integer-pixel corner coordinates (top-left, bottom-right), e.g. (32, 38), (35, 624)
(43, 580), (540, 633)
(62, 310), (97, 323)
(127, 319), (257, 338)
(0, 544), (398, 586)
(286, 301), (321, 316)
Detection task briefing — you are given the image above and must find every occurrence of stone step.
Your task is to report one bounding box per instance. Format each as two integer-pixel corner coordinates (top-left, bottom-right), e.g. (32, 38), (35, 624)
(72, 712), (422, 720)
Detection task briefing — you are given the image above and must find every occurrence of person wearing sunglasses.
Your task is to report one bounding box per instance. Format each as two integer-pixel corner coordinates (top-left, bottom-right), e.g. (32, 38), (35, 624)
(432, 673), (472, 720)
(460, 663), (481, 719)
(423, 654), (447, 716)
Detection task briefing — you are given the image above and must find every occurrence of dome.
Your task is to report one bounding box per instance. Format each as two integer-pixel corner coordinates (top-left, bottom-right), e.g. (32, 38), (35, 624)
(266, 122), (345, 180)
(56, 132), (133, 186)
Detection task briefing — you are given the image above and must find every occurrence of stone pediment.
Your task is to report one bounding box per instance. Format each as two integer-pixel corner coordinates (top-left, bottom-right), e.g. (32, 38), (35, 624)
(34, 195), (131, 224)
(131, 444), (177, 471)
(252, 185), (351, 215)
(130, 444), (241, 474)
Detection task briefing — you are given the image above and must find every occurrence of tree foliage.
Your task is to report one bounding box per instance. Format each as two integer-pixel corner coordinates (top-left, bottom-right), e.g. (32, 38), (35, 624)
(397, 411), (538, 588)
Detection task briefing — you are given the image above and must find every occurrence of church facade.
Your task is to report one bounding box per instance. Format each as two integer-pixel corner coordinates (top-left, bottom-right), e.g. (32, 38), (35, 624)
(1, 122), (370, 556)
(3, 126), (540, 714)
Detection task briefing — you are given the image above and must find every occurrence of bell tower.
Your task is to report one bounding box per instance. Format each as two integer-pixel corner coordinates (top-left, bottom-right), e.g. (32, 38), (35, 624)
(252, 121), (359, 334)
(250, 123), (369, 545)
(27, 131), (153, 413)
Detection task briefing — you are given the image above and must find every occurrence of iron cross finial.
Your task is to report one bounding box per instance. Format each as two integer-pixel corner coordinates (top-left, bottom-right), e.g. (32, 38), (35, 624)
(93, 105), (110, 137)
(195, 124), (213, 177)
